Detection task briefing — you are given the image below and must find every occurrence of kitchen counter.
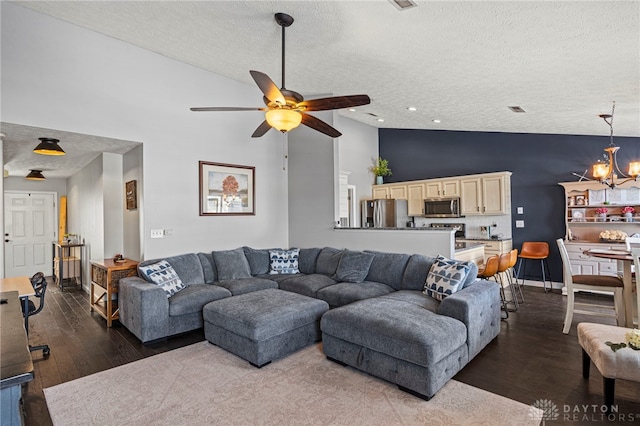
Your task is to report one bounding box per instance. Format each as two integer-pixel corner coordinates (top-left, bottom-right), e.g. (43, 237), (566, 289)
(455, 241), (484, 251)
(457, 237), (512, 242)
(335, 227), (446, 231)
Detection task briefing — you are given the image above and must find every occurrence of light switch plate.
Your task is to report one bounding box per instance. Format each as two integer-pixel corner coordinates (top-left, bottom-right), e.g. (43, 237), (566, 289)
(517, 207), (524, 214)
(515, 220), (525, 228)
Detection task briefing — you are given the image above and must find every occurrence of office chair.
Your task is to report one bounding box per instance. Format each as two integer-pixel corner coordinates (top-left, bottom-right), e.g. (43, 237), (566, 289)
(21, 272), (51, 356)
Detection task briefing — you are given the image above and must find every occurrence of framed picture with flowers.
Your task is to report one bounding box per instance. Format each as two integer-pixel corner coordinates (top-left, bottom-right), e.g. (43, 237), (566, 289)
(199, 161), (255, 216)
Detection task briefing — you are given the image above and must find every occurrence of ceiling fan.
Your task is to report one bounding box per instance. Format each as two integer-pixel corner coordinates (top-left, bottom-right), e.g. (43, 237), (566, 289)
(191, 12), (371, 138)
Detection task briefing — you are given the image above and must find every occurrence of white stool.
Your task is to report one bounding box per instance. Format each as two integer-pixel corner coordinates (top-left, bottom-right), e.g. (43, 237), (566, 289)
(577, 323), (640, 412)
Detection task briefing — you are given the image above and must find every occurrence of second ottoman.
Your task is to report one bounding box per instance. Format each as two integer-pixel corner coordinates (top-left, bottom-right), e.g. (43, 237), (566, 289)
(203, 288), (329, 367)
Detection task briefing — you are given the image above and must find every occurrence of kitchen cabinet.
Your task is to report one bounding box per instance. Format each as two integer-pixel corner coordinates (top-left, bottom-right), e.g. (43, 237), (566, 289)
(425, 179), (460, 198)
(458, 239), (512, 262)
(407, 182), (426, 216)
(460, 173), (508, 215)
(371, 184), (407, 200)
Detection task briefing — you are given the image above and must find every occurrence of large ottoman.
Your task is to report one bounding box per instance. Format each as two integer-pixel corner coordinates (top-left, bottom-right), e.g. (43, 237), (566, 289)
(577, 322), (640, 412)
(203, 288), (329, 367)
(321, 297), (469, 400)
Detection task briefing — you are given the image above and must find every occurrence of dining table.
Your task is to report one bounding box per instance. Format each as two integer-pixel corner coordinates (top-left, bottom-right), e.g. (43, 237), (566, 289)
(585, 248), (638, 328)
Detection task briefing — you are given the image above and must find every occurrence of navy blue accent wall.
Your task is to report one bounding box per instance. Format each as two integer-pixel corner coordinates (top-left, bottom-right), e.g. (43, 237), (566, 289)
(379, 128), (640, 282)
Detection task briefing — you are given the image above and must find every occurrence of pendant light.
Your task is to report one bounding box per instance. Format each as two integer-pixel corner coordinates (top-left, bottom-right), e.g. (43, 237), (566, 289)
(33, 137), (65, 156)
(25, 170), (45, 180)
(591, 102), (640, 189)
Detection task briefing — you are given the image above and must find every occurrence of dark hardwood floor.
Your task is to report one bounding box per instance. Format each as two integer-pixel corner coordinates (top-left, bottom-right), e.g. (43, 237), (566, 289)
(22, 282), (640, 425)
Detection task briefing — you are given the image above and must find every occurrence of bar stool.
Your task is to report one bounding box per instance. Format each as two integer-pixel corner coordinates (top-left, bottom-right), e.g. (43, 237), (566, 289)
(497, 252), (518, 311)
(508, 249), (524, 303)
(516, 241), (551, 293)
(478, 255), (509, 319)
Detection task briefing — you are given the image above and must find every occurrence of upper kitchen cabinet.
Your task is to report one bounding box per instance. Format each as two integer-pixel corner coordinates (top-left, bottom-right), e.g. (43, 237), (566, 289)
(372, 183), (407, 200)
(425, 179), (460, 199)
(460, 172), (511, 215)
(407, 182), (426, 216)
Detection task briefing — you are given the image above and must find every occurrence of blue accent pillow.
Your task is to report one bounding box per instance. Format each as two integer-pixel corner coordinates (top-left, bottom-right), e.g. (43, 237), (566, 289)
(269, 249), (300, 274)
(139, 260), (185, 298)
(423, 255), (471, 301)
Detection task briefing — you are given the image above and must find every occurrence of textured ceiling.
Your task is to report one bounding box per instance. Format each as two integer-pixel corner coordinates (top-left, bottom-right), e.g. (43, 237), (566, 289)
(3, 1), (640, 178)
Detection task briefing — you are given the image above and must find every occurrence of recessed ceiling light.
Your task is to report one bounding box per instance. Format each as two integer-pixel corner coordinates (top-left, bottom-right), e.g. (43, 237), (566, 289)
(377, 118), (385, 122)
(432, 119), (441, 123)
(348, 108), (356, 112)
(407, 107), (417, 111)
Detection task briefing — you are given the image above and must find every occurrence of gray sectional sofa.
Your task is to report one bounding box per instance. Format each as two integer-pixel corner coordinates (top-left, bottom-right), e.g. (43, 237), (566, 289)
(119, 246), (501, 399)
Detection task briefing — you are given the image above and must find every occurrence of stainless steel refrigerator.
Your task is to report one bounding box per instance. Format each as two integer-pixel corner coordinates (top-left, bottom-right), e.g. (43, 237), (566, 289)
(361, 199), (409, 228)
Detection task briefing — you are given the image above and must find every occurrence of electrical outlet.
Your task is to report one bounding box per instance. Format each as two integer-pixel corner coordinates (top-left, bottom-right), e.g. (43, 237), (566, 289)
(163, 229), (173, 236)
(515, 220), (525, 228)
(150, 229), (164, 238)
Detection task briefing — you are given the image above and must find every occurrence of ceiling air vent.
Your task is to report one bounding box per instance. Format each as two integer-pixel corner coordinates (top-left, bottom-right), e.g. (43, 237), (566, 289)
(508, 106), (526, 113)
(388, 0), (418, 11)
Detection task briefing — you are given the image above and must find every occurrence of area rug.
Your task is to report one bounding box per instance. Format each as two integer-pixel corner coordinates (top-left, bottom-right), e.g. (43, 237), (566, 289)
(45, 342), (540, 425)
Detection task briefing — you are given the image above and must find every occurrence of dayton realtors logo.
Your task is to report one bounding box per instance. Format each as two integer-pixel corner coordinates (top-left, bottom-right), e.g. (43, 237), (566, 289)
(530, 399), (638, 423)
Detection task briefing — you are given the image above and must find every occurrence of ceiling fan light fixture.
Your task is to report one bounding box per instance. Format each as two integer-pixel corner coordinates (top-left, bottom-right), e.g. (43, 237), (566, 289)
(33, 138), (65, 156)
(266, 109), (302, 133)
(25, 170), (45, 180)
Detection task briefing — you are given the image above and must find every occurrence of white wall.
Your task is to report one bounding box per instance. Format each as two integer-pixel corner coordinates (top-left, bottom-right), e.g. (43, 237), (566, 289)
(123, 145), (142, 261)
(0, 140), (3, 277)
(1, 3), (289, 259)
(102, 152), (124, 257)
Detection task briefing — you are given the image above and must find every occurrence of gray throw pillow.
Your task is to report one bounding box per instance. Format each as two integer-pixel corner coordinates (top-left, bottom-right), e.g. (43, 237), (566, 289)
(212, 248), (252, 280)
(333, 250), (375, 283)
(316, 247), (343, 275)
(243, 246), (271, 275)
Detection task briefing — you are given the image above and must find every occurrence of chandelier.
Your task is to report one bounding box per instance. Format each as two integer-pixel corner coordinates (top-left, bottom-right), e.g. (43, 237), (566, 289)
(591, 101), (640, 189)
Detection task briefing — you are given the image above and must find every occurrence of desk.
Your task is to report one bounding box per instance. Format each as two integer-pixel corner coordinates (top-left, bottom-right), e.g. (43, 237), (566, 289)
(0, 277), (35, 324)
(0, 290), (34, 426)
(585, 249), (636, 328)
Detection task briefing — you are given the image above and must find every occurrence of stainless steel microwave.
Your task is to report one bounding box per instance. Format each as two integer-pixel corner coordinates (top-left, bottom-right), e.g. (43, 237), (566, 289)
(424, 197), (461, 218)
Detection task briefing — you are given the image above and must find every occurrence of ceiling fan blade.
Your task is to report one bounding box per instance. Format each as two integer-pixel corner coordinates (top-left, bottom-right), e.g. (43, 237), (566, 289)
(301, 113), (342, 138)
(190, 107), (264, 112)
(298, 94), (371, 112)
(251, 120), (272, 138)
(249, 70), (286, 105)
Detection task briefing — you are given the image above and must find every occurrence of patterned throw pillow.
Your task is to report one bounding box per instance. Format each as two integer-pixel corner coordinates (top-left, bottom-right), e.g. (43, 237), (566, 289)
(423, 255), (471, 301)
(269, 249), (300, 274)
(139, 260), (185, 298)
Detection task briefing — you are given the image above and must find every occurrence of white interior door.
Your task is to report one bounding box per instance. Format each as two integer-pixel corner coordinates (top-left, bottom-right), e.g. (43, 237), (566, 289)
(4, 192), (56, 277)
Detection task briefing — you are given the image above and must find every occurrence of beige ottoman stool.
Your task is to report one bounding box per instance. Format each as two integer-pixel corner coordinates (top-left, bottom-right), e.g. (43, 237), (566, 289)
(577, 322), (640, 412)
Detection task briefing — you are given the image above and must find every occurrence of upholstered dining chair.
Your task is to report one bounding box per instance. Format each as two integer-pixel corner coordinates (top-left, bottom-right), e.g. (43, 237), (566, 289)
(630, 248), (640, 327)
(625, 236), (640, 252)
(556, 239), (625, 334)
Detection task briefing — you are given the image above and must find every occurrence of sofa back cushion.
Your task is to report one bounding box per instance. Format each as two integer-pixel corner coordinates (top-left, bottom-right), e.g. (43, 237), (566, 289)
(298, 248), (321, 274)
(315, 247), (343, 276)
(212, 248), (252, 280)
(243, 246), (271, 275)
(197, 252), (217, 283)
(333, 249), (375, 283)
(139, 253), (204, 286)
(401, 254), (438, 291)
(364, 251), (410, 290)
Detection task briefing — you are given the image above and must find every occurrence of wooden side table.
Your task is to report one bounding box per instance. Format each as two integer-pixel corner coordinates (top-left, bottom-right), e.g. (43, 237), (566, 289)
(90, 259), (139, 327)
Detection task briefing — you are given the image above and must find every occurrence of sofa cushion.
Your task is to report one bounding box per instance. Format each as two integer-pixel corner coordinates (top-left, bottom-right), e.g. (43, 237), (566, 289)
(139, 253), (204, 286)
(243, 247), (271, 275)
(197, 252), (217, 283)
(212, 248), (252, 280)
(401, 254), (438, 291)
(298, 248), (321, 274)
(379, 290), (441, 313)
(168, 284), (232, 316)
(316, 247), (343, 276)
(269, 248), (300, 274)
(333, 249), (375, 283)
(278, 274), (338, 299)
(364, 251), (411, 290)
(139, 260), (185, 298)
(316, 281), (395, 308)
(214, 277), (278, 296)
(424, 256), (472, 301)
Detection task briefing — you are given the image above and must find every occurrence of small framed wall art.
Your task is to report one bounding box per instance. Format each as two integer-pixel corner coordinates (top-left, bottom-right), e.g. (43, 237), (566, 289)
(199, 161), (255, 216)
(125, 180), (137, 210)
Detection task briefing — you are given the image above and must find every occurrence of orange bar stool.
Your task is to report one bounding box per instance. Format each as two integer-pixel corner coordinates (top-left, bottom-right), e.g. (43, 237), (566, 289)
(516, 242), (551, 293)
(508, 249), (524, 303)
(478, 255), (509, 319)
(497, 252), (519, 311)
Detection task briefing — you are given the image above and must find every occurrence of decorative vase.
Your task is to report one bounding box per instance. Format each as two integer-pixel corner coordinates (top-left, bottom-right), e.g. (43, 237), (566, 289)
(597, 213), (607, 222)
(376, 176), (383, 185)
(624, 212), (633, 222)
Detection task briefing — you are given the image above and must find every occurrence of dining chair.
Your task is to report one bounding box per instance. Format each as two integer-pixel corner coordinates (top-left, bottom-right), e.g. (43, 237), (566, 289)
(556, 239), (624, 334)
(630, 248), (640, 327)
(624, 236), (640, 252)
